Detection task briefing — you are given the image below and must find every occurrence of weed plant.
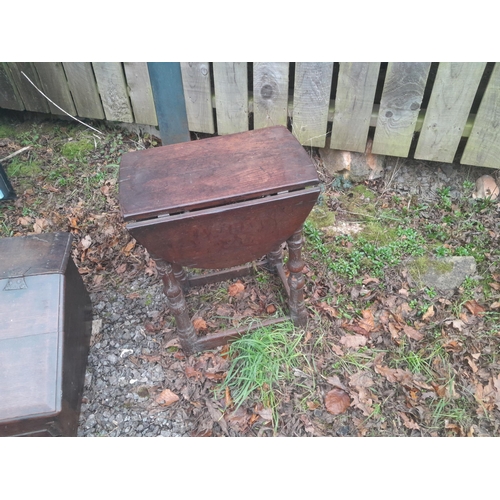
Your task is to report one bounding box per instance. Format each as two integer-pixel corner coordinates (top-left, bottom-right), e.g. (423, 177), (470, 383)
(218, 321), (304, 430)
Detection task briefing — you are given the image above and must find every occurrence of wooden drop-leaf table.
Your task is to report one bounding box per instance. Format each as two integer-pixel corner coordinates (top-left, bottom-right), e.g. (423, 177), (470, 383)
(119, 126), (320, 354)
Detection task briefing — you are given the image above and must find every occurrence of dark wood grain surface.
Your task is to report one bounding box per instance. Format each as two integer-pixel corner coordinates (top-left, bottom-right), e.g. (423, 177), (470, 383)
(119, 126), (318, 221)
(127, 188), (319, 269)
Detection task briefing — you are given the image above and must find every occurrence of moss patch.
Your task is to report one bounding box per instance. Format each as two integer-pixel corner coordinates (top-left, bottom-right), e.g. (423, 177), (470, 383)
(61, 139), (94, 161)
(409, 256), (454, 282)
(0, 124), (15, 139)
(307, 205), (336, 229)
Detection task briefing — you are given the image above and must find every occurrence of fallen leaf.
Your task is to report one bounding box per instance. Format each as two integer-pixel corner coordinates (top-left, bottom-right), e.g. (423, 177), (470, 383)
(375, 365), (414, 386)
(185, 366), (203, 379)
(445, 319), (465, 331)
(339, 334), (367, 349)
(325, 388), (351, 415)
(422, 305), (435, 321)
(464, 300), (485, 316)
(155, 389), (179, 406)
(331, 343), (344, 356)
(403, 324), (424, 341)
(490, 302), (500, 309)
(349, 371), (374, 389)
(307, 401), (321, 410)
(33, 218), (49, 234)
(398, 411), (420, 430)
(116, 263), (127, 274)
(193, 317), (207, 331)
(122, 240), (136, 255)
(318, 302), (340, 318)
(228, 281), (245, 297)
(359, 309), (376, 332)
(80, 234), (92, 250)
(225, 387), (233, 408)
(17, 216), (32, 226)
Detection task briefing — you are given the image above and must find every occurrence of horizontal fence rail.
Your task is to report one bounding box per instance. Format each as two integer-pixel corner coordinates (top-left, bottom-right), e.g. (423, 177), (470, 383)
(0, 62), (498, 168)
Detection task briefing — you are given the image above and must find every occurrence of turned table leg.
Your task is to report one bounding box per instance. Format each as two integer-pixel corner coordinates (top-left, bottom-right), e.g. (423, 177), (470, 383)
(286, 226), (308, 327)
(172, 263), (190, 293)
(154, 258), (197, 355)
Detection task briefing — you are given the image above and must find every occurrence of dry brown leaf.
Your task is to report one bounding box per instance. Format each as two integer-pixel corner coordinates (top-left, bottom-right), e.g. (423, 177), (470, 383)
(375, 365), (414, 386)
(17, 216), (32, 226)
(116, 263), (127, 274)
(80, 234), (92, 250)
(349, 371), (374, 389)
(422, 305), (435, 321)
(228, 281), (245, 297)
(318, 302), (340, 318)
(359, 309), (376, 332)
(403, 324), (424, 341)
(122, 240), (136, 255)
(331, 343), (344, 356)
(398, 411), (420, 430)
(193, 317), (207, 331)
(155, 389), (179, 406)
(185, 366), (203, 379)
(388, 322), (401, 339)
(339, 334), (367, 349)
(325, 388), (351, 415)
(490, 301), (500, 309)
(464, 300), (485, 316)
(33, 218), (49, 234)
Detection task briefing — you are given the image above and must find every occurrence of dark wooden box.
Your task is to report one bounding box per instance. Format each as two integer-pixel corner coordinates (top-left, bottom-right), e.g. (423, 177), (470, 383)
(0, 233), (92, 436)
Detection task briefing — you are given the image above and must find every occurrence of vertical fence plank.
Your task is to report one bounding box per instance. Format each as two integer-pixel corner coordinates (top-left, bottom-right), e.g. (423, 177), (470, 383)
(461, 63), (500, 168)
(330, 62), (380, 152)
(147, 62), (190, 145)
(213, 62), (248, 135)
(291, 62), (333, 148)
(92, 63), (134, 123)
(33, 62), (77, 116)
(6, 63), (50, 113)
(0, 63), (24, 111)
(180, 62), (214, 134)
(372, 62), (431, 157)
(253, 62), (289, 129)
(62, 62), (105, 120)
(123, 62), (158, 126)
(415, 62), (486, 163)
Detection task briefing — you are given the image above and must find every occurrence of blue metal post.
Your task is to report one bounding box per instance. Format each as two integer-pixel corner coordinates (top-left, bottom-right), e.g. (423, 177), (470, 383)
(147, 62), (190, 145)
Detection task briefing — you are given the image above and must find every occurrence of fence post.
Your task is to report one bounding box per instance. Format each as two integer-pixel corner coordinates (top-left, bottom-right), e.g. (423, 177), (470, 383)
(147, 62), (190, 145)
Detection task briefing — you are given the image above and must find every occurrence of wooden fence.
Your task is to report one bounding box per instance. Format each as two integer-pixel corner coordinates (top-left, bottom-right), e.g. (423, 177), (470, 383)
(0, 62), (499, 169)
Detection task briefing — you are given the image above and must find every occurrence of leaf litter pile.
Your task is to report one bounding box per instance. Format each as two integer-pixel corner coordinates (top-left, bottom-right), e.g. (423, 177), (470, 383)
(1, 117), (500, 437)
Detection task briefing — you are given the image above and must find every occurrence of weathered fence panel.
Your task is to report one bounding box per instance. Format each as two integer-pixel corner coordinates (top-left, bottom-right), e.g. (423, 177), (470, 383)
(123, 62), (157, 126)
(1, 61), (500, 170)
(372, 62), (432, 157)
(33, 62), (77, 116)
(180, 62), (215, 134)
(93, 62), (134, 123)
(292, 62), (333, 148)
(253, 62), (289, 129)
(62, 62), (105, 120)
(0, 64), (23, 111)
(213, 62), (248, 135)
(415, 62), (487, 163)
(7, 63), (50, 114)
(461, 63), (500, 168)
(330, 62), (380, 152)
